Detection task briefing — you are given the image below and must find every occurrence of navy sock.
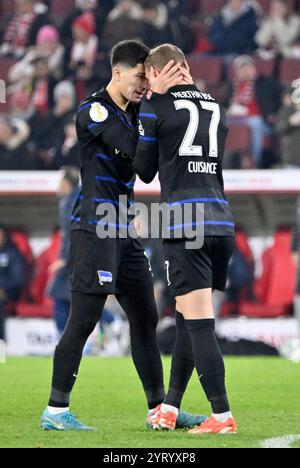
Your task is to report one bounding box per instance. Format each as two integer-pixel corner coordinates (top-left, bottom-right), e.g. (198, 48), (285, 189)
(164, 312), (194, 409)
(185, 318), (230, 414)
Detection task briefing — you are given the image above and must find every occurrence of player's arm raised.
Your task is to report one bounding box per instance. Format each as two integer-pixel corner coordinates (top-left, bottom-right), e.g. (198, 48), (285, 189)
(148, 60), (193, 95)
(132, 101), (159, 184)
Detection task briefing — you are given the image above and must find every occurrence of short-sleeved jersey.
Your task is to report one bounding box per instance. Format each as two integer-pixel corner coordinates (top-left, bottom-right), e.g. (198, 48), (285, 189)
(133, 84), (235, 237)
(72, 89), (139, 233)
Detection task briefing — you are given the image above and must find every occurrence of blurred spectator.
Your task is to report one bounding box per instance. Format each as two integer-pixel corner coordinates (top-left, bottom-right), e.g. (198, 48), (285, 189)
(63, 11), (98, 82)
(47, 168), (80, 335)
(140, 0), (171, 48)
(52, 117), (80, 169)
(60, 0), (114, 50)
(206, 0), (259, 57)
(9, 25), (64, 85)
(102, 0), (143, 49)
(29, 56), (57, 114)
(165, 0), (195, 53)
(0, 0), (50, 58)
(139, 0), (194, 53)
(256, 0), (300, 59)
(29, 80), (77, 168)
(0, 115), (37, 170)
(276, 88), (300, 167)
(8, 89), (32, 121)
(224, 55), (282, 166)
(108, 0), (143, 21)
(0, 225), (26, 341)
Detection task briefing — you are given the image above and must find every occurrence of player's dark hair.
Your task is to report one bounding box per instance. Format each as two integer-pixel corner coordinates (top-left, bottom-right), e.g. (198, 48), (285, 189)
(111, 40), (150, 68)
(145, 44), (186, 71)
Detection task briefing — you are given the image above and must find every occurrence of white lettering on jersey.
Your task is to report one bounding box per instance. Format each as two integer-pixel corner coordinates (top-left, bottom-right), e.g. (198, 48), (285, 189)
(188, 161), (218, 174)
(171, 91), (215, 101)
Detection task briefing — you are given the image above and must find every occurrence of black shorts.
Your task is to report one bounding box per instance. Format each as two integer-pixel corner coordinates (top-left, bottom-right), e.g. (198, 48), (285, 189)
(163, 236), (235, 297)
(70, 230), (153, 295)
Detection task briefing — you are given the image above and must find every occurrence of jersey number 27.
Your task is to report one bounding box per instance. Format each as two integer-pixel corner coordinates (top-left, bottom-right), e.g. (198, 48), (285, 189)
(174, 100), (220, 158)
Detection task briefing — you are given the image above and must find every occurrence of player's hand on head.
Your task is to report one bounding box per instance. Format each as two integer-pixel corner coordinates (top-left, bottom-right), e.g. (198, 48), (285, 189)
(180, 67), (193, 85)
(149, 60), (184, 94)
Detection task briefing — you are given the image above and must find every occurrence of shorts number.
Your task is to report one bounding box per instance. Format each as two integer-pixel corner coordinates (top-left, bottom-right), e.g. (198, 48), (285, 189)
(165, 261), (171, 286)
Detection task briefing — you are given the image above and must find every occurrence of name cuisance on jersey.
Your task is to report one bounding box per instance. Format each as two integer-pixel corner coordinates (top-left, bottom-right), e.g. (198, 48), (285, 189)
(188, 161), (218, 174)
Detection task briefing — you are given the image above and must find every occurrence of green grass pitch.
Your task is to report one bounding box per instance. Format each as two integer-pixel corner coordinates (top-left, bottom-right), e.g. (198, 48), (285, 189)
(0, 357), (300, 448)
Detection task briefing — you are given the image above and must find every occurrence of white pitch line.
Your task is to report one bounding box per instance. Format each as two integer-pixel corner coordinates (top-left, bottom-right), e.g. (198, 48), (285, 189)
(262, 435), (300, 449)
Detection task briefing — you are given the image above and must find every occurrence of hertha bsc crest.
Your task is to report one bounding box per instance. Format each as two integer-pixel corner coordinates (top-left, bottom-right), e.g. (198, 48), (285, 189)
(97, 270), (113, 286)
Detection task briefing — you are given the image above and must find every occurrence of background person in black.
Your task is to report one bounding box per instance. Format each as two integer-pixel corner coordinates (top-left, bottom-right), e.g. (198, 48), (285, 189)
(133, 44), (237, 435)
(0, 225), (26, 343)
(41, 40), (204, 432)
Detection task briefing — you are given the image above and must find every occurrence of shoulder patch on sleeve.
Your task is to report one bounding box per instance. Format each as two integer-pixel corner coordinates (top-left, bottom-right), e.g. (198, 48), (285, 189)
(89, 102), (109, 123)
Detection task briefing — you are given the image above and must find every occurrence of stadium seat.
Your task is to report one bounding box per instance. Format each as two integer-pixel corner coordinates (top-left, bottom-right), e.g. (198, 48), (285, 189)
(254, 229), (297, 309)
(10, 229), (35, 270)
(235, 229), (255, 271)
(187, 55), (223, 87)
(279, 58), (300, 85)
(239, 301), (289, 318)
(228, 58), (276, 80)
(226, 124), (251, 153)
(222, 229), (296, 318)
(29, 231), (61, 304)
(254, 58), (276, 77)
(17, 300), (53, 319)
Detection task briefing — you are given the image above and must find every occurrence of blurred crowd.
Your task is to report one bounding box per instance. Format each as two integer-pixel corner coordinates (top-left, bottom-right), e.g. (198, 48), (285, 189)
(1, 0), (300, 169)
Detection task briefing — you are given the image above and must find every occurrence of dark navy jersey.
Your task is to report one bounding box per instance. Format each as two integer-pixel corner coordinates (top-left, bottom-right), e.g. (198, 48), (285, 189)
(72, 89), (139, 233)
(133, 84), (235, 237)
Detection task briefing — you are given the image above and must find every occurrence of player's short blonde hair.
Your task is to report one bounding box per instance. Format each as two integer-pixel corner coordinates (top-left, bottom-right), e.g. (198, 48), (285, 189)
(145, 44), (186, 71)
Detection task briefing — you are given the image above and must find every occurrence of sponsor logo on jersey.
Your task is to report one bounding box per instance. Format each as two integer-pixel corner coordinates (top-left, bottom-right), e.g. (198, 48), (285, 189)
(90, 103), (109, 123)
(97, 270), (113, 286)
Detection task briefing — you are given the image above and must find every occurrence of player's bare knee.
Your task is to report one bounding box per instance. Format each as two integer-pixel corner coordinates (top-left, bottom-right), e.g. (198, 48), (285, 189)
(176, 289), (214, 319)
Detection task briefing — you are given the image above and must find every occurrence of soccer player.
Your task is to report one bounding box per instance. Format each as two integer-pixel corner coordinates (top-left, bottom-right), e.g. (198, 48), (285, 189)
(133, 44), (238, 435)
(40, 40), (205, 431)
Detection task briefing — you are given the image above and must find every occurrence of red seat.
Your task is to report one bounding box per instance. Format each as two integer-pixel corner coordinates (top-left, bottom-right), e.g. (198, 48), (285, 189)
(239, 301), (289, 318)
(17, 300), (53, 319)
(254, 229), (296, 309)
(254, 58), (276, 77)
(29, 230), (61, 305)
(10, 229), (34, 269)
(280, 59), (300, 85)
(222, 228), (296, 318)
(235, 229), (255, 271)
(187, 55), (223, 87)
(228, 57), (276, 80)
(226, 124), (251, 153)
